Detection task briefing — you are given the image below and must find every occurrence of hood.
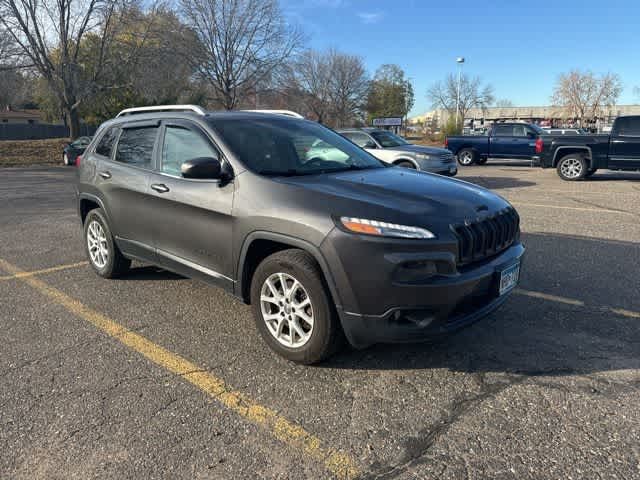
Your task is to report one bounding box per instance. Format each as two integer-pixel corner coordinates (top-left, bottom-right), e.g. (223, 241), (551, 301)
(275, 167), (511, 228)
(386, 144), (451, 155)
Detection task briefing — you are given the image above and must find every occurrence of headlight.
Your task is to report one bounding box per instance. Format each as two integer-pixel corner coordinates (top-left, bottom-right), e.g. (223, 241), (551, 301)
(340, 217), (436, 239)
(415, 153), (432, 160)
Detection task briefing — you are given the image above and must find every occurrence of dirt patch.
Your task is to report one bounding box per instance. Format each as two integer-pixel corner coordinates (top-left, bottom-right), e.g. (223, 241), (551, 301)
(0, 138), (69, 166)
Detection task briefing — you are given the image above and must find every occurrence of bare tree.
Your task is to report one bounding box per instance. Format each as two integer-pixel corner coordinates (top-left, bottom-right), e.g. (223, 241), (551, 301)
(551, 70), (622, 123)
(427, 73), (494, 121)
(327, 51), (368, 127)
(180, 0), (303, 110)
(495, 99), (514, 108)
(285, 50), (333, 123)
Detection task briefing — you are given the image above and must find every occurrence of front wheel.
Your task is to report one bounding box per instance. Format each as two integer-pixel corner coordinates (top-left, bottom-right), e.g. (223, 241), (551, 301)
(250, 249), (343, 364)
(557, 154), (588, 181)
(395, 160), (416, 169)
(457, 148), (476, 166)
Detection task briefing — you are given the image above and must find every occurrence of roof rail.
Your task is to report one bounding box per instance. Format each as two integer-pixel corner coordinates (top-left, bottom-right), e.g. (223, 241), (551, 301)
(116, 105), (206, 118)
(242, 109), (304, 119)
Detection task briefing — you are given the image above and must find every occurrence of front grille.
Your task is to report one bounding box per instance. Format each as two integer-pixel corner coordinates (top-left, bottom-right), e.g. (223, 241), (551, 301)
(451, 207), (520, 265)
(439, 152), (455, 163)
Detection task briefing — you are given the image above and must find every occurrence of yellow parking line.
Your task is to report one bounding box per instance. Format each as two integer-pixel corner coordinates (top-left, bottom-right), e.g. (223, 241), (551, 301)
(510, 202), (633, 215)
(515, 288), (640, 319)
(0, 257), (359, 480)
(0, 261), (88, 281)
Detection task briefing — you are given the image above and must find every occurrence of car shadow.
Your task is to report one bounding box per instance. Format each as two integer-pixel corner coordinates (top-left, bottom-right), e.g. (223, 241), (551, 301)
(322, 231), (640, 376)
(120, 265), (185, 281)
(457, 176), (537, 189)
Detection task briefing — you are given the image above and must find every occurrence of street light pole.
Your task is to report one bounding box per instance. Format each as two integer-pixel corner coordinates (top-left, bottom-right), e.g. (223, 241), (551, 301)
(455, 57), (465, 129)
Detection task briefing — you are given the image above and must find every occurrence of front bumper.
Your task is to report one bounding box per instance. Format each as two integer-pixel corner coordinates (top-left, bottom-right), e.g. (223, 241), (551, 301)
(321, 229), (524, 348)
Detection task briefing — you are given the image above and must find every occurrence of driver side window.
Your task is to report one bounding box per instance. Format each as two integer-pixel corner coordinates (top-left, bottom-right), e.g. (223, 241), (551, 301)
(162, 125), (218, 176)
(346, 132), (374, 148)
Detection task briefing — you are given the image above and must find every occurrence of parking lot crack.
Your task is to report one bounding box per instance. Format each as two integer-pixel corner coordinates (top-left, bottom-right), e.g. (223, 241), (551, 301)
(366, 373), (526, 479)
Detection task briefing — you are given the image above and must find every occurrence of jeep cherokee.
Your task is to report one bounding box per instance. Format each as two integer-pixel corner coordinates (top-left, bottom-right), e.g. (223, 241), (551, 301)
(77, 105), (524, 364)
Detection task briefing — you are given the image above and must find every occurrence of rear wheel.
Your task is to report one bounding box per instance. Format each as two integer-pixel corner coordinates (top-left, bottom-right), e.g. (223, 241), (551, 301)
(557, 154), (588, 181)
(84, 208), (131, 278)
(457, 148), (476, 166)
(250, 249), (343, 364)
(395, 160), (416, 169)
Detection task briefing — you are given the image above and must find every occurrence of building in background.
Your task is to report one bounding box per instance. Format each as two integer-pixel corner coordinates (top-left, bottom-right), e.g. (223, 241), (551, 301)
(409, 105), (640, 133)
(0, 108), (42, 125)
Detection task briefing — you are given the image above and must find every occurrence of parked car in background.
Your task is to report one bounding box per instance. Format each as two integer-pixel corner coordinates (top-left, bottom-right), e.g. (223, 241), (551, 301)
(446, 123), (546, 165)
(338, 128), (457, 176)
(63, 136), (92, 166)
(77, 105), (523, 363)
(535, 115), (640, 180)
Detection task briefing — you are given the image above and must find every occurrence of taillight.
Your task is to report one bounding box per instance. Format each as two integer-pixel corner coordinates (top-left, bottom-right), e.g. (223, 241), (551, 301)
(75, 155), (82, 166)
(535, 137), (543, 154)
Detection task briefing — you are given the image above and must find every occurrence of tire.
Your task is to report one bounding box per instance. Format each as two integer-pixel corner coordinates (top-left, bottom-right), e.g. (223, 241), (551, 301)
(476, 157), (488, 165)
(250, 249), (343, 364)
(457, 148), (476, 166)
(63, 153), (70, 166)
(395, 160), (416, 169)
(556, 154), (588, 181)
(84, 208), (131, 278)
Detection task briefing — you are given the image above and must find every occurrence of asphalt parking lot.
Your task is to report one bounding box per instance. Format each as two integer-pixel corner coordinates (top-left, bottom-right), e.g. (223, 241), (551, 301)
(1, 163), (639, 479)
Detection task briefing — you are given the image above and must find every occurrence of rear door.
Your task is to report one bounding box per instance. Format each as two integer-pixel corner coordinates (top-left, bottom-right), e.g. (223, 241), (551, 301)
(609, 117), (640, 169)
(489, 124), (515, 157)
(146, 119), (235, 290)
(96, 121), (159, 260)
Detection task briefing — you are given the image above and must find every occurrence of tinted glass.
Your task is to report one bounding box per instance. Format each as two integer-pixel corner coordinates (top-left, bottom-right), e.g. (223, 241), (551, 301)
(616, 117), (640, 136)
(370, 131), (408, 147)
(95, 128), (118, 157)
(343, 132), (373, 148)
(513, 125), (527, 137)
(115, 126), (158, 168)
(493, 125), (513, 136)
(162, 125), (218, 176)
(208, 118), (384, 175)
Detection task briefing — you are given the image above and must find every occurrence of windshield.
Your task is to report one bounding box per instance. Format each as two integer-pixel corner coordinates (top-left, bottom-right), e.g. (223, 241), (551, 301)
(529, 124), (547, 135)
(208, 117), (385, 175)
(370, 130), (409, 147)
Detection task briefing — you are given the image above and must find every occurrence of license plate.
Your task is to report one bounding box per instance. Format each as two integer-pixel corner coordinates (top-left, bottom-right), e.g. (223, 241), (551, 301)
(499, 262), (520, 296)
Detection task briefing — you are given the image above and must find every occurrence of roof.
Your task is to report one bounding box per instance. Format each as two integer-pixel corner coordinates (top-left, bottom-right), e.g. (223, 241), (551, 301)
(0, 109), (42, 120)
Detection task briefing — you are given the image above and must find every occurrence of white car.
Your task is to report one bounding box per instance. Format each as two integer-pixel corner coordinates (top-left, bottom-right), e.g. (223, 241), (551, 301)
(339, 128), (457, 176)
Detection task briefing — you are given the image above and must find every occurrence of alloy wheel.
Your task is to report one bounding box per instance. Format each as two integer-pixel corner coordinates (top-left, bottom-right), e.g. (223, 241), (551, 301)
(260, 272), (314, 348)
(459, 151), (474, 165)
(87, 220), (109, 268)
(560, 157), (583, 179)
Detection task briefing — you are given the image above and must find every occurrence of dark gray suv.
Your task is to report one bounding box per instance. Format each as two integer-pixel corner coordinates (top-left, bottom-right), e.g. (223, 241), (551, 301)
(77, 105), (524, 364)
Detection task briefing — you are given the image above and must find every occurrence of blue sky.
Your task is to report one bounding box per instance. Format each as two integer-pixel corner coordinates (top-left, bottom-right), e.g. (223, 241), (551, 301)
(282, 0), (640, 116)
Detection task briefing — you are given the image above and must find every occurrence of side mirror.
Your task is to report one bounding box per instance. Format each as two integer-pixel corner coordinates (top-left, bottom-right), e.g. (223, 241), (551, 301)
(181, 156), (222, 179)
(363, 141), (377, 149)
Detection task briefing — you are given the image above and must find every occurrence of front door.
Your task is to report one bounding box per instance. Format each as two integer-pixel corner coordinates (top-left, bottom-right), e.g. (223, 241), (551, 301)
(147, 120), (235, 290)
(609, 117), (640, 169)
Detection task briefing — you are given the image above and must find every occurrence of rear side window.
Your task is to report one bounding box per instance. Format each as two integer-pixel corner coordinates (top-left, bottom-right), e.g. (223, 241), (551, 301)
(95, 128), (118, 157)
(493, 125), (512, 136)
(615, 117), (640, 137)
(115, 126), (158, 168)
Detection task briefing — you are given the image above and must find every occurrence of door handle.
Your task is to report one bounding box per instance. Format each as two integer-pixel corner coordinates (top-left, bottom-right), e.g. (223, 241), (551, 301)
(151, 183), (170, 193)
(98, 171), (111, 179)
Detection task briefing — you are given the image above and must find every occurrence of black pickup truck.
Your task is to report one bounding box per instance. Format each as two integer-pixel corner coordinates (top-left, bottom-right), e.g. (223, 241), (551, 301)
(446, 123), (545, 166)
(536, 116), (640, 180)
